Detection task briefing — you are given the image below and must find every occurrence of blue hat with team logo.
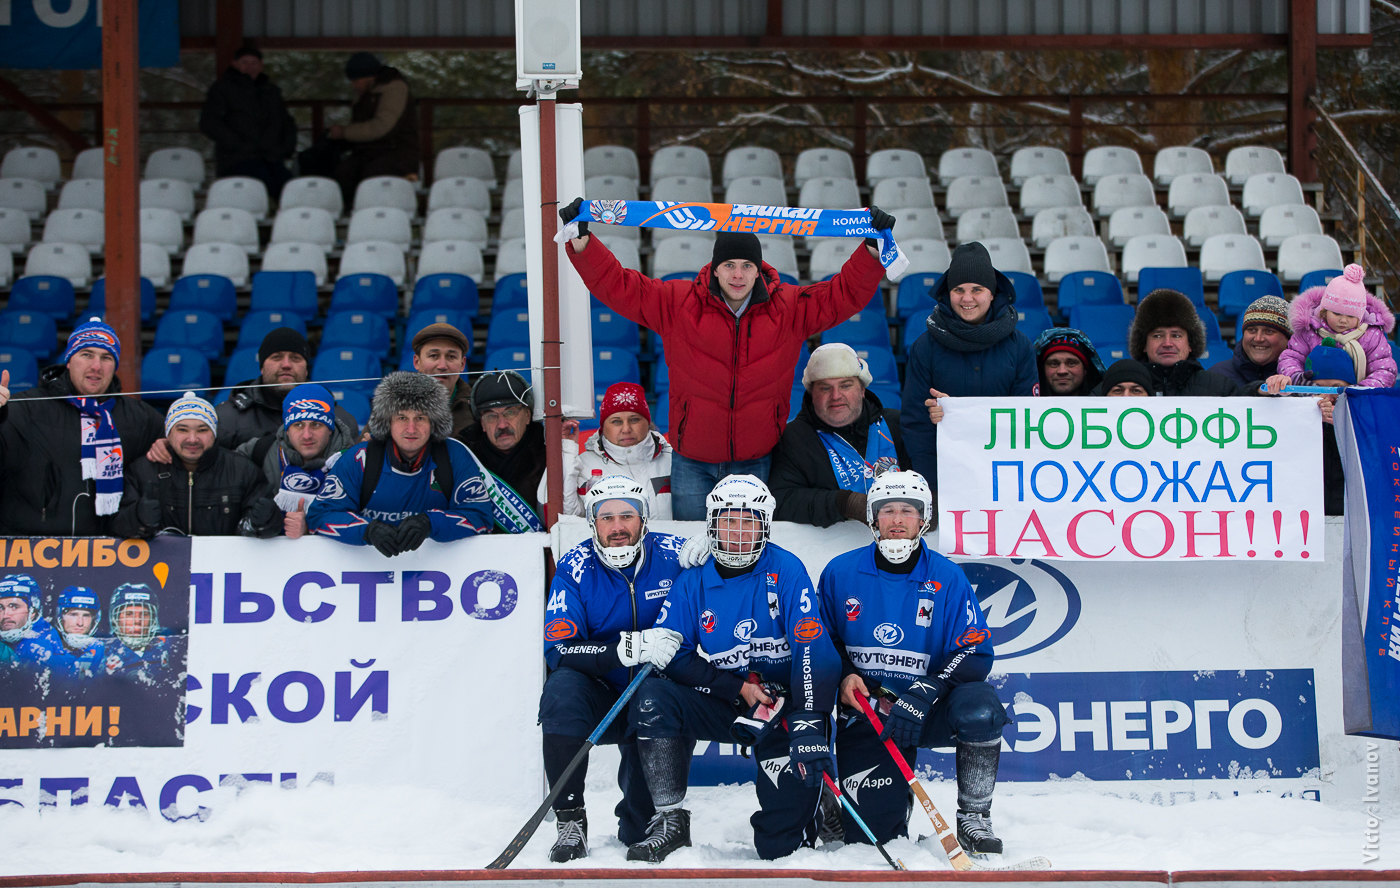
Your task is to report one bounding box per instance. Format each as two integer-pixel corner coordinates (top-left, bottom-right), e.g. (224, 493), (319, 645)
(283, 383), (337, 431)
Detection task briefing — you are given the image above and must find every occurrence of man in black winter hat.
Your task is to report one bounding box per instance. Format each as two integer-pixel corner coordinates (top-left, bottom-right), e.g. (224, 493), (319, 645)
(198, 43), (297, 198)
(329, 51), (420, 203)
(215, 327), (360, 450)
(457, 370), (548, 530)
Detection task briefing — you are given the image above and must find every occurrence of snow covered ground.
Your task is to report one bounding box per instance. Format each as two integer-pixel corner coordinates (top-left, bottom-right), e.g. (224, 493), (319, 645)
(4, 743), (1395, 875)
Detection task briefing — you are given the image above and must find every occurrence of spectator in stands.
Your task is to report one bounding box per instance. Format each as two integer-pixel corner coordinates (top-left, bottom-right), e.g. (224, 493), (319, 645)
(1127, 289), (1240, 397)
(236, 383), (358, 538)
(1032, 328), (1104, 397)
(458, 369), (550, 531)
(1099, 360), (1153, 397)
(0, 318), (164, 536)
(1266, 264), (1397, 394)
(114, 393), (280, 539)
(542, 381), (673, 520)
(560, 198), (895, 519)
(308, 372), (492, 554)
(902, 242), (1036, 488)
(329, 52), (420, 204)
(216, 327), (360, 450)
(1210, 296), (1291, 391)
(198, 43), (297, 199)
(411, 322), (474, 435)
(770, 343), (908, 528)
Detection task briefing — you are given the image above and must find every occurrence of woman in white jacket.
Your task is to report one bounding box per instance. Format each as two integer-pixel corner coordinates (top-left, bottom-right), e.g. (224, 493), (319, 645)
(541, 381), (674, 519)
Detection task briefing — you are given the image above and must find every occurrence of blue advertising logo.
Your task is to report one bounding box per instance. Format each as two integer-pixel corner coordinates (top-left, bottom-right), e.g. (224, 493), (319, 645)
(960, 559), (1081, 659)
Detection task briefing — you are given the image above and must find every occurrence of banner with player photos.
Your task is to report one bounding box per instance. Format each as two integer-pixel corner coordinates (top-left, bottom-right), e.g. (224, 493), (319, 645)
(0, 537), (191, 749)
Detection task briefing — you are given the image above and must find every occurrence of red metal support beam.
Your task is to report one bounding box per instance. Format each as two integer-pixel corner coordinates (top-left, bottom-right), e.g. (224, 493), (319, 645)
(214, 0), (244, 75)
(102, 0), (141, 393)
(0, 75), (89, 153)
(538, 97), (564, 527)
(1288, 0), (1319, 182)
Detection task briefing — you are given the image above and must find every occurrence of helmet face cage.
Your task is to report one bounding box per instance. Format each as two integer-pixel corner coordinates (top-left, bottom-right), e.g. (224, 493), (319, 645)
(584, 476), (649, 570)
(110, 584), (159, 649)
(0, 573), (41, 641)
(705, 475), (775, 569)
(56, 586), (101, 647)
(865, 471), (933, 563)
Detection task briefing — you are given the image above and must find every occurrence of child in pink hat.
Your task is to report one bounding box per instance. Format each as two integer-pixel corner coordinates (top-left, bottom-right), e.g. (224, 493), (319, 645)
(1265, 263), (1396, 391)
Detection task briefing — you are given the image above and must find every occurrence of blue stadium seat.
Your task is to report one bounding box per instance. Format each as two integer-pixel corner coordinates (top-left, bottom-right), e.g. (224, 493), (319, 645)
(481, 347), (530, 373)
(237, 310), (307, 354)
(652, 352), (670, 396)
(822, 302), (892, 350)
(1199, 337), (1230, 365)
(325, 386), (372, 426)
(485, 309), (531, 354)
(9, 275), (75, 321)
(1069, 304), (1138, 351)
(1217, 269), (1284, 323)
(902, 308), (933, 352)
(0, 310), (56, 360)
(778, 272), (800, 287)
(592, 304), (642, 351)
(170, 273), (238, 322)
(141, 347), (211, 401)
(1299, 268), (1343, 292)
(0, 347), (39, 393)
(1004, 271), (1046, 312)
(1137, 266), (1206, 311)
(312, 347), (383, 400)
(250, 270), (320, 322)
(868, 383), (901, 409)
(789, 385), (806, 421)
(88, 276), (156, 324)
(854, 345), (899, 390)
(593, 347), (641, 387)
(321, 311), (392, 357)
(411, 273), (480, 320)
(1017, 307), (1055, 340)
(793, 341), (812, 386)
(652, 396), (670, 432)
(329, 272), (398, 318)
(492, 272), (528, 313)
(1056, 271), (1124, 319)
(404, 309), (474, 360)
(222, 347), (261, 389)
(895, 272), (940, 321)
(153, 309), (225, 363)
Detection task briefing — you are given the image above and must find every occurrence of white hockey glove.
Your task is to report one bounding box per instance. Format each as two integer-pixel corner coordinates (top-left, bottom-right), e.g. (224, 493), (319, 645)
(677, 534), (712, 569)
(617, 628), (683, 668)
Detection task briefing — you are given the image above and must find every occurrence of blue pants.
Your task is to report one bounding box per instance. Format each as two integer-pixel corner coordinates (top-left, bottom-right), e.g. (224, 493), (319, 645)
(834, 681), (1007, 844)
(670, 453), (771, 520)
(538, 667), (654, 845)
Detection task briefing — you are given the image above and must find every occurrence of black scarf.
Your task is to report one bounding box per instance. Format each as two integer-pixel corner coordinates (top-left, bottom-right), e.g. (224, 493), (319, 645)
(925, 301), (1019, 353)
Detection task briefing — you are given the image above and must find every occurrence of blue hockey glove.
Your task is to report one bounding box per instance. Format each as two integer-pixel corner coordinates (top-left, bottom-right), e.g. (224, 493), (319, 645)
(787, 710), (833, 788)
(879, 677), (947, 748)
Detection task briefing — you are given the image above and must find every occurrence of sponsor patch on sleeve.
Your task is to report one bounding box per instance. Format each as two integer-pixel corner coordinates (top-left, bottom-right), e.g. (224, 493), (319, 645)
(792, 618), (824, 642)
(544, 618), (578, 642)
(955, 627), (989, 647)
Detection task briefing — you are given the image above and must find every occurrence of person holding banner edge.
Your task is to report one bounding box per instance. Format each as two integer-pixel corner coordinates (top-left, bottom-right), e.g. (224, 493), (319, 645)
(560, 197), (895, 520)
(537, 475), (686, 862)
(816, 470), (1009, 856)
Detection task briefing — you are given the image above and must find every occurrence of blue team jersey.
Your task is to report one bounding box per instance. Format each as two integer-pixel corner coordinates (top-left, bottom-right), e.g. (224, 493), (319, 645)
(657, 542), (839, 714)
(102, 635), (179, 687)
(3, 617), (56, 669)
(818, 541), (993, 697)
(544, 532), (687, 691)
(307, 438), (493, 544)
(25, 627), (106, 681)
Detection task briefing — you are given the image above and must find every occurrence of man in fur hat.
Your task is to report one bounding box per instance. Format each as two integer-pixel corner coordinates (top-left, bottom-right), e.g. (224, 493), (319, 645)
(1128, 289), (1242, 396)
(307, 372), (492, 555)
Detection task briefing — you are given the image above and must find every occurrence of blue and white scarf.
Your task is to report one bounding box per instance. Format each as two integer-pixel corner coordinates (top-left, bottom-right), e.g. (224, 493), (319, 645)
(817, 417), (900, 494)
(68, 397), (123, 515)
(275, 447), (328, 512)
(555, 200), (908, 280)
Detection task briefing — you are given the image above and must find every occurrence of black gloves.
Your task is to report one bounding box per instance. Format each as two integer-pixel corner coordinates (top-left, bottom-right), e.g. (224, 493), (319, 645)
(137, 498), (162, 531)
(880, 676), (947, 748)
(786, 710), (834, 788)
(239, 497), (282, 538)
(559, 196), (589, 237)
(868, 204), (896, 232)
(396, 514), (433, 552)
(364, 520), (403, 557)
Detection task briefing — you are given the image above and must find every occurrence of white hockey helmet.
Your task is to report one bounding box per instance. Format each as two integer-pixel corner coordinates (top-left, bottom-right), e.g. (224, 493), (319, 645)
(705, 474), (775, 569)
(866, 470), (933, 563)
(584, 474), (649, 569)
(110, 583), (160, 649)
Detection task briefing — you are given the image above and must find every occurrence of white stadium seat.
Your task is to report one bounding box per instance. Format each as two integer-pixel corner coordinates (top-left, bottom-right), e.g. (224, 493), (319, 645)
(1276, 233), (1344, 283)
(937, 147), (998, 186)
(261, 242), (329, 286)
(0, 178), (47, 221)
(493, 237), (528, 282)
(1121, 234), (1188, 283)
(1258, 204), (1323, 249)
(955, 206), (1019, 243)
(1, 146), (61, 190)
(25, 242), (92, 288)
(140, 207), (185, 255)
(1043, 235), (1111, 283)
(892, 207), (944, 243)
(1019, 174), (1083, 216)
(866, 149), (927, 186)
(650, 235), (714, 279)
(944, 175), (1009, 218)
(338, 241), (406, 287)
(57, 178), (104, 211)
(724, 176), (787, 207)
(140, 242), (172, 289)
(193, 207), (260, 253)
(1241, 172), (1306, 218)
(281, 176), (344, 219)
(794, 148), (856, 186)
(1167, 173), (1230, 218)
(651, 175), (711, 203)
(721, 146), (782, 186)
(415, 240), (485, 284)
(1081, 146), (1143, 186)
(42, 208), (104, 254)
(798, 177), (860, 209)
(650, 145), (711, 185)
(427, 176), (491, 214)
(1153, 145), (1213, 186)
(270, 207), (337, 251)
(1182, 205), (1246, 248)
(981, 237), (1034, 275)
(0, 207), (31, 254)
(183, 241), (250, 287)
(1106, 205), (1170, 248)
(1224, 145), (1285, 187)
(71, 147), (105, 181)
(139, 178), (196, 222)
(144, 147), (206, 188)
(205, 176), (270, 221)
(583, 145), (640, 180)
(353, 175), (417, 215)
(346, 207), (413, 251)
(1030, 207), (1095, 248)
(422, 207), (488, 247)
(1199, 233), (1267, 283)
(872, 176), (936, 211)
(1009, 146), (1071, 187)
(584, 174), (640, 202)
(433, 146), (496, 187)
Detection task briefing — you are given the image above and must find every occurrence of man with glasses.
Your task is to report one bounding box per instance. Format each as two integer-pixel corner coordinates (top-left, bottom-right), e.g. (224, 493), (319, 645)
(457, 370), (549, 530)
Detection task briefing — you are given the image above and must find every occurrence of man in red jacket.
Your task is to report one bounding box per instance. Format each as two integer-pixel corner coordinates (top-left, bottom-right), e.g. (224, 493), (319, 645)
(560, 199), (894, 519)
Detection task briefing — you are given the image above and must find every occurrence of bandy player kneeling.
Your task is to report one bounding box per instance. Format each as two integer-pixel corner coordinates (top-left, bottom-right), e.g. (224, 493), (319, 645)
(817, 470), (1010, 857)
(625, 474), (840, 862)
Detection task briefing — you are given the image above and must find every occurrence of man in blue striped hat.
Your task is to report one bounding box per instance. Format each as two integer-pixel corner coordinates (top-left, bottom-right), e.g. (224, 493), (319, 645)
(0, 317), (164, 535)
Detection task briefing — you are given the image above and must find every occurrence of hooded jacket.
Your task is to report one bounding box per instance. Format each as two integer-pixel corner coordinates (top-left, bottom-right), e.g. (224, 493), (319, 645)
(770, 389), (908, 527)
(1032, 327), (1106, 396)
(566, 235), (885, 463)
(541, 428), (674, 520)
(0, 366), (164, 536)
(1275, 285), (1397, 387)
(199, 65), (297, 173)
(900, 268), (1036, 487)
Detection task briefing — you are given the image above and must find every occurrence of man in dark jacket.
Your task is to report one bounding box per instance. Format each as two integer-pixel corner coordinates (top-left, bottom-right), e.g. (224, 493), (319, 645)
(770, 343), (909, 527)
(1033, 328), (1105, 397)
(115, 393), (280, 539)
(1128, 289), (1242, 397)
(1209, 295), (1290, 391)
(412, 322), (474, 435)
(0, 318), (164, 536)
(330, 52), (420, 204)
(457, 370), (547, 532)
(216, 327), (360, 450)
(198, 44), (297, 198)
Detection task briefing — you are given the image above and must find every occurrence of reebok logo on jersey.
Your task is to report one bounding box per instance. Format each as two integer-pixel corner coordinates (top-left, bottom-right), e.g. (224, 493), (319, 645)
(916, 600), (934, 627)
(792, 618), (823, 642)
(700, 609), (716, 633)
(845, 597), (861, 620)
(544, 618), (577, 641)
